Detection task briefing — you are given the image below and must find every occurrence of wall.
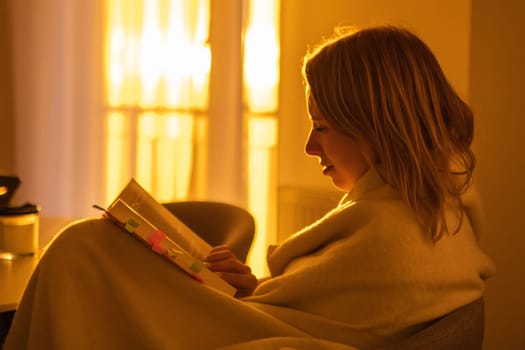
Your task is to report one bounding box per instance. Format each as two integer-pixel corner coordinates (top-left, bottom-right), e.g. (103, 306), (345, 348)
(470, 0), (525, 348)
(0, 1), (15, 174)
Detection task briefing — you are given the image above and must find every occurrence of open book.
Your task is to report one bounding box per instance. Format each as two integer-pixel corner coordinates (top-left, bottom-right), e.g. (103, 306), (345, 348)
(99, 179), (237, 296)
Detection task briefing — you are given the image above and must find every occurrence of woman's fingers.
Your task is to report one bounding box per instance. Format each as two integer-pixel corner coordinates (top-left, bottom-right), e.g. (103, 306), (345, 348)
(205, 250), (235, 263)
(217, 271), (258, 298)
(206, 244), (232, 255)
(204, 245), (257, 298)
(206, 257), (251, 274)
(204, 245), (237, 262)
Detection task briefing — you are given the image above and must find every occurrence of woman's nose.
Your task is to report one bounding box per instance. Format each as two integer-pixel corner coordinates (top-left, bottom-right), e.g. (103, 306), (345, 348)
(304, 130), (320, 156)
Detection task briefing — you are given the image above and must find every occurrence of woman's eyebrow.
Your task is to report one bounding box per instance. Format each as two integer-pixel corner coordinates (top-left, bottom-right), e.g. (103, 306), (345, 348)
(310, 111), (324, 121)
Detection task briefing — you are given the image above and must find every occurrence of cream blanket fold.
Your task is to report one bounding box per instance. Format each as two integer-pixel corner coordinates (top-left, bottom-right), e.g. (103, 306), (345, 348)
(5, 170), (495, 350)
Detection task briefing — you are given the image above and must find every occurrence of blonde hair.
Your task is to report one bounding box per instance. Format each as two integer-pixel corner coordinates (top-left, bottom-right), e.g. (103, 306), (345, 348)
(302, 26), (475, 241)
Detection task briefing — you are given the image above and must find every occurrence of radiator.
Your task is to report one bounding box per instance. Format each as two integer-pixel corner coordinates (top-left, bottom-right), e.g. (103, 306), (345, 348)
(277, 186), (341, 242)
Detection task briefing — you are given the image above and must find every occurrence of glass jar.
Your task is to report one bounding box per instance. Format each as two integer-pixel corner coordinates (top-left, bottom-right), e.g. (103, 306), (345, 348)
(0, 206), (40, 259)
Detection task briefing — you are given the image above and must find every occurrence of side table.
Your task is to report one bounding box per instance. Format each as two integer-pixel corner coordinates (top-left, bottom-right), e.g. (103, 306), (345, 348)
(0, 216), (73, 344)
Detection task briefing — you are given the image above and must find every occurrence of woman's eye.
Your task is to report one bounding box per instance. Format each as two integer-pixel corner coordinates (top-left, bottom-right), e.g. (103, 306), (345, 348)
(313, 125), (327, 132)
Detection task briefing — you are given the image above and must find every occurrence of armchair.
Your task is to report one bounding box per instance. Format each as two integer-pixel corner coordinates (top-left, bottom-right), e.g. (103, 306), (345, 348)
(162, 201), (255, 263)
(383, 298), (485, 349)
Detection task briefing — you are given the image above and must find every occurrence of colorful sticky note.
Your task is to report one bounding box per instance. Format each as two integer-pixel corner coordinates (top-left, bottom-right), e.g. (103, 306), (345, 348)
(125, 219), (139, 232)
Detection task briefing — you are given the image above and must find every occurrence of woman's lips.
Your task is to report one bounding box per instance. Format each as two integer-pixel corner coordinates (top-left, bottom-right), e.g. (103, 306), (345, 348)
(322, 165), (334, 175)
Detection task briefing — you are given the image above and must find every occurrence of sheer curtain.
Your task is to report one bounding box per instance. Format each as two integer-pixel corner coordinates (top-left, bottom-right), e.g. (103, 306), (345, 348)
(8, 0), (278, 277)
(8, 0), (247, 219)
(8, 0), (104, 218)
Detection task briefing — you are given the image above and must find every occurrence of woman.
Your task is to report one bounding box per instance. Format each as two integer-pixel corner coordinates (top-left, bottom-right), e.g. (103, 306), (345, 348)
(5, 26), (495, 350)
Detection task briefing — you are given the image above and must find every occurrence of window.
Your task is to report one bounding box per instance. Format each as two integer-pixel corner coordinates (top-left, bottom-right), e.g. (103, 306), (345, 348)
(104, 0), (210, 203)
(104, 0), (280, 276)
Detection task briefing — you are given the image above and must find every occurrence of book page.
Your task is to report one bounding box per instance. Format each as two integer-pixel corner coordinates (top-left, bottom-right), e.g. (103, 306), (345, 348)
(109, 179), (212, 258)
(106, 199), (236, 296)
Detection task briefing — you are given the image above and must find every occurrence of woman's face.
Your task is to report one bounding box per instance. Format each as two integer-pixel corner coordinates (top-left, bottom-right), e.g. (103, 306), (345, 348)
(304, 96), (370, 192)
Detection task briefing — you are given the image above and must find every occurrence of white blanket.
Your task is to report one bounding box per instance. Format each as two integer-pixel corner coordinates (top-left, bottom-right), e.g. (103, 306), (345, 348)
(5, 170), (495, 349)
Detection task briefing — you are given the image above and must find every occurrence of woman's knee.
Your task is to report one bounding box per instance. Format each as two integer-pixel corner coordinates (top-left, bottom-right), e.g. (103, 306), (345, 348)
(43, 218), (118, 256)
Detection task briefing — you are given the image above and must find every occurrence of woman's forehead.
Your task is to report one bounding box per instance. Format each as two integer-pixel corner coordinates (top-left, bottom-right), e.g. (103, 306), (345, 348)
(307, 94), (325, 121)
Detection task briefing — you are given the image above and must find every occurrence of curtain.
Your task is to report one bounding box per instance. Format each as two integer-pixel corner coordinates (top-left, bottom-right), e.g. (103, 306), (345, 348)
(8, 0), (246, 219)
(8, 0), (104, 218)
(8, 0), (277, 278)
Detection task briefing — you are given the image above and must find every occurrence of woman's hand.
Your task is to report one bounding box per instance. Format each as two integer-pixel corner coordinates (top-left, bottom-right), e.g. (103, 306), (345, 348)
(204, 245), (258, 298)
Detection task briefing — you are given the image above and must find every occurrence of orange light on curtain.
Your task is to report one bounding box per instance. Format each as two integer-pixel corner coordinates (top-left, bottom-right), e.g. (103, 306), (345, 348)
(243, 0), (280, 277)
(104, 0), (210, 204)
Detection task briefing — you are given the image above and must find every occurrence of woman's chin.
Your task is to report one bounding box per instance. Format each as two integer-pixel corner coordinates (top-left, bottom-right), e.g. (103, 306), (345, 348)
(329, 178), (347, 192)
(329, 175), (354, 193)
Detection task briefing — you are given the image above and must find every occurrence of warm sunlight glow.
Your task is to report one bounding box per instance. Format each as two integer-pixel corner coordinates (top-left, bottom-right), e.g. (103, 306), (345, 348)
(105, 112), (131, 202)
(164, 0), (211, 108)
(105, 0), (210, 203)
(136, 113), (194, 202)
(140, 0), (164, 105)
(244, 0), (280, 277)
(247, 117), (278, 276)
(244, 24), (279, 112)
(243, 1), (280, 113)
(106, 0), (142, 106)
